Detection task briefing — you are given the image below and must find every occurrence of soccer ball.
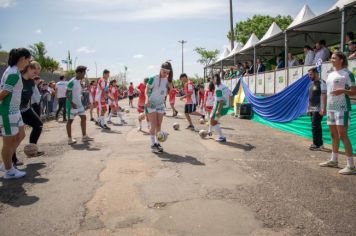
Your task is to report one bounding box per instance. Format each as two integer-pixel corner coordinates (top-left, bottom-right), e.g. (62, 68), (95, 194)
(199, 118), (205, 124)
(125, 109), (130, 113)
(157, 131), (169, 142)
(199, 130), (208, 139)
(24, 143), (38, 157)
(173, 123), (180, 130)
(138, 113), (146, 121)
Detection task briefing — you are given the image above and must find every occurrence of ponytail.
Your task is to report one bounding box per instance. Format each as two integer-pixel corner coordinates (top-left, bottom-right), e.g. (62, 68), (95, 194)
(8, 48), (31, 67)
(214, 73), (221, 86)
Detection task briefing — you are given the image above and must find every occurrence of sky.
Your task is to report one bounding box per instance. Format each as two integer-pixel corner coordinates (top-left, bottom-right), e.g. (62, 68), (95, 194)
(0, 0), (336, 83)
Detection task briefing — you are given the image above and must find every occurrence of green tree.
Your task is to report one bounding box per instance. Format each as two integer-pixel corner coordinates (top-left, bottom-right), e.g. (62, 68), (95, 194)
(228, 15), (293, 44)
(194, 47), (220, 67)
(29, 42), (59, 73)
(65, 70), (76, 78)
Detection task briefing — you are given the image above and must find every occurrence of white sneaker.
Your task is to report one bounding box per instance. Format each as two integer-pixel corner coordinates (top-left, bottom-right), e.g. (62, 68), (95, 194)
(338, 166), (356, 175)
(82, 136), (94, 142)
(4, 168), (26, 179)
(68, 138), (77, 145)
(137, 127), (142, 132)
(319, 160), (338, 168)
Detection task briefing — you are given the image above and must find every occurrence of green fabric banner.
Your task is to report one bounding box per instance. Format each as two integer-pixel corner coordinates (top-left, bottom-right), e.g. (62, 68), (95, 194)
(251, 105), (356, 153)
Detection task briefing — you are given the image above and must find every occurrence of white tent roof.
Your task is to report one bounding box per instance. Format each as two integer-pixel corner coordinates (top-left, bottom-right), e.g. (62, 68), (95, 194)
(228, 42), (244, 57)
(217, 46), (231, 62)
(240, 33), (259, 52)
(328, 0), (356, 11)
(287, 4), (316, 29)
(259, 22), (282, 42)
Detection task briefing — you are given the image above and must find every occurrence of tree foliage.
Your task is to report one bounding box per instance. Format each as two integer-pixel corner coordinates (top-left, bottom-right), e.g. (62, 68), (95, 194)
(194, 47), (220, 67)
(29, 42), (60, 73)
(228, 15), (293, 44)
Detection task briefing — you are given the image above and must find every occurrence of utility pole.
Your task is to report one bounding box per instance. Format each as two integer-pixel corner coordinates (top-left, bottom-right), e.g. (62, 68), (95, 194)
(94, 61), (97, 78)
(229, 0), (234, 50)
(178, 40), (187, 74)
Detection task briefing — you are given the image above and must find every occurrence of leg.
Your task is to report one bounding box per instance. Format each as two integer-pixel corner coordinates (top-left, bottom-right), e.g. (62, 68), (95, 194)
(2, 136), (17, 170)
(329, 125), (340, 154)
(80, 115), (87, 136)
(147, 112), (158, 145)
(156, 113), (164, 133)
(66, 119), (74, 138)
(337, 126), (353, 157)
(22, 109), (43, 144)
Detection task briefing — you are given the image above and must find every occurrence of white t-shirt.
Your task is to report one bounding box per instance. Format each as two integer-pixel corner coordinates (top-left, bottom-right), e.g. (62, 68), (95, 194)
(67, 78), (83, 107)
(56, 81), (68, 98)
(147, 75), (168, 108)
(213, 84), (231, 109)
(326, 68), (355, 112)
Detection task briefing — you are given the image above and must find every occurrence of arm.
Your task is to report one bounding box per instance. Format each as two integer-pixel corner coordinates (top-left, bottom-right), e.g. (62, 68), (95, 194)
(0, 90), (9, 101)
(320, 93), (327, 116)
(66, 88), (76, 109)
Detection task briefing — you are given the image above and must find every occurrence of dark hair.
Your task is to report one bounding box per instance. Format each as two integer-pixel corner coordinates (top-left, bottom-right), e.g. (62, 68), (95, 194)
(90, 80), (95, 85)
(304, 45), (312, 50)
(8, 48), (31, 67)
(103, 69), (110, 75)
(59, 75), (65, 81)
(346, 32), (354, 40)
(319, 40), (326, 46)
(214, 73), (221, 86)
(208, 81), (215, 92)
(130, 82), (133, 85)
(308, 67), (318, 73)
(333, 51), (348, 68)
(75, 65), (87, 73)
(161, 61), (173, 83)
(179, 73), (187, 79)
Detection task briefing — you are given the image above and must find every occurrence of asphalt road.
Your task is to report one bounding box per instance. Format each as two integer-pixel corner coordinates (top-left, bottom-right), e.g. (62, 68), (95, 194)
(0, 99), (356, 236)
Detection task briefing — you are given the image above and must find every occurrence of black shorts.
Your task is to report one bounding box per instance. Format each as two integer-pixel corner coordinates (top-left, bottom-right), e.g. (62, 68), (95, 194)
(185, 104), (196, 114)
(129, 96), (134, 100)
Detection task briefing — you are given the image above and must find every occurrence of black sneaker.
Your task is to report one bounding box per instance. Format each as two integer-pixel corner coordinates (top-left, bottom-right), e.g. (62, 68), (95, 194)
(90, 118), (95, 122)
(103, 124), (111, 130)
(151, 143), (161, 153)
(186, 125), (195, 130)
(156, 143), (164, 152)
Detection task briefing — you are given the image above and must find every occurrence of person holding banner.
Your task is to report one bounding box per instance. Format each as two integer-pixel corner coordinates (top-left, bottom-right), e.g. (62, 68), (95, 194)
(319, 51), (356, 175)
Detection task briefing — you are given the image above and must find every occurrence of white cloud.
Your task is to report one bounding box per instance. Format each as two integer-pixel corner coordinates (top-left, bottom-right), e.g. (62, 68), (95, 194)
(77, 46), (96, 54)
(35, 29), (42, 34)
(0, 0), (15, 8)
(147, 65), (157, 71)
(64, 0), (227, 22)
(72, 26), (80, 32)
(133, 54), (144, 59)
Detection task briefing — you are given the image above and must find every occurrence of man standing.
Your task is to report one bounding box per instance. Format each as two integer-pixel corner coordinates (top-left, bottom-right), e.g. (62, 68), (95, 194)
(66, 66), (94, 144)
(128, 82), (134, 108)
(95, 69), (110, 130)
(308, 67), (326, 151)
(179, 73), (202, 130)
(55, 75), (67, 122)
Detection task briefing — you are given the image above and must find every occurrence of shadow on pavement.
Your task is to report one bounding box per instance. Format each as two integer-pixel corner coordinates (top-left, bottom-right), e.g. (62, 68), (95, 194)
(0, 163), (48, 207)
(156, 153), (205, 166)
(70, 142), (101, 151)
(101, 129), (122, 134)
(220, 142), (255, 151)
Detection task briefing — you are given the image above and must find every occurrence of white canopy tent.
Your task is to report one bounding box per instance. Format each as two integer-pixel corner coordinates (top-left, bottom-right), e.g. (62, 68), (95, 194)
(260, 22), (282, 42)
(287, 5), (316, 29)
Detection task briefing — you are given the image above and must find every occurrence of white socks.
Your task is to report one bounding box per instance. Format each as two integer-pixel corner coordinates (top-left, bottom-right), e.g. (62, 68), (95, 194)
(347, 156), (355, 168)
(213, 124), (224, 138)
(330, 152), (338, 162)
(208, 124), (212, 133)
(150, 135), (156, 145)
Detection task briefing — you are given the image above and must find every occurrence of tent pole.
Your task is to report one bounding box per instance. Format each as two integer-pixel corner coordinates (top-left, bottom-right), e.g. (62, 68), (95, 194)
(341, 8), (345, 52)
(284, 31), (289, 85)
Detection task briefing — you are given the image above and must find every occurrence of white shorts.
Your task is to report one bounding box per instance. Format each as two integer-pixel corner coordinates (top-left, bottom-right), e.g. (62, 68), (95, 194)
(145, 105), (165, 114)
(0, 112), (24, 136)
(67, 106), (86, 120)
(327, 111), (351, 126)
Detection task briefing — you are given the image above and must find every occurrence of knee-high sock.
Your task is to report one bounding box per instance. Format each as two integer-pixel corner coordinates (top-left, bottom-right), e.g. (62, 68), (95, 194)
(213, 124), (224, 137)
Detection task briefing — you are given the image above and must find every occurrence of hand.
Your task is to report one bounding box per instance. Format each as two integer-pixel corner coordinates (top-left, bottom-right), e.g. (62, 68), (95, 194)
(216, 111), (220, 118)
(71, 102), (77, 109)
(319, 109), (325, 116)
(330, 89), (345, 96)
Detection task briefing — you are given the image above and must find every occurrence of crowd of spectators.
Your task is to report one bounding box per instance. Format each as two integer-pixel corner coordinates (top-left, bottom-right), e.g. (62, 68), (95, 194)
(221, 32), (355, 80)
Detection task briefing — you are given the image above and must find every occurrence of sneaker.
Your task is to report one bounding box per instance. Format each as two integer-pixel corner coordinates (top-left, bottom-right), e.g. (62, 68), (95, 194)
(107, 120), (112, 124)
(186, 125), (195, 130)
(121, 120), (128, 125)
(90, 118), (95, 122)
(156, 143), (164, 152)
(338, 166), (356, 175)
(319, 160), (338, 168)
(216, 136), (227, 142)
(68, 138), (77, 145)
(151, 144), (161, 153)
(4, 168), (26, 179)
(207, 131), (212, 137)
(309, 144), (323, 151)
(102, 124), (111, 130)
(82, 136), (94, 142)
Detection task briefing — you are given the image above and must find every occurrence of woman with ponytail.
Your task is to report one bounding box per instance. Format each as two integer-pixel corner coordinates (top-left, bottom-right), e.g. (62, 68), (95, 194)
(0, 48), (31, 179)
(145, 61), (173, 153)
